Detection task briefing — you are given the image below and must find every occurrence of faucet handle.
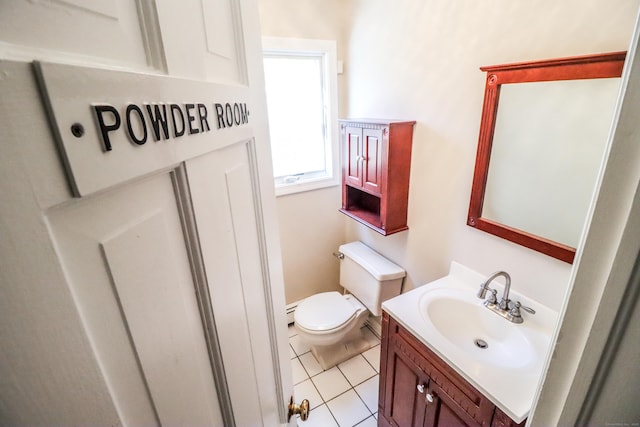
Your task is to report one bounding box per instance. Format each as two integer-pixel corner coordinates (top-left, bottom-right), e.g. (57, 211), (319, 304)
(509, 301), (536, 318)
(486, 288), (498, 304)
(516, 301), (535, 314)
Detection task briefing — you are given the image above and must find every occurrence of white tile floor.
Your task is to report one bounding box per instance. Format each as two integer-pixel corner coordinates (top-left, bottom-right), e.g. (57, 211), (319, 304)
(288, 324), (381, 427)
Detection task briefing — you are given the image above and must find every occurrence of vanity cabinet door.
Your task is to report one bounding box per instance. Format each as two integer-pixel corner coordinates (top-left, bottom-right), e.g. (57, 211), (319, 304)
(380, 341), (428, 426)
(423, 381), (482, 427)
(380, 313), (428, 427)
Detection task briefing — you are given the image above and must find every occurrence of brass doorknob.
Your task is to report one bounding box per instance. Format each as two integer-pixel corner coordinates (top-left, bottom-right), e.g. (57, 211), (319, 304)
(287, 396), (310, 421)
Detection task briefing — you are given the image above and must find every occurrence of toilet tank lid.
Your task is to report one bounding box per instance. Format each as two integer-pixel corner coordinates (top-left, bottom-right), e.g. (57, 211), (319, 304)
(339, 242), (406, 281)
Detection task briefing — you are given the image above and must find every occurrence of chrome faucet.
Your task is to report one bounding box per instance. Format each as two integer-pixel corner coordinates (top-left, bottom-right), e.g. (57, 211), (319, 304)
(477, 271), (535, 323)
(477, 271), (511, 309)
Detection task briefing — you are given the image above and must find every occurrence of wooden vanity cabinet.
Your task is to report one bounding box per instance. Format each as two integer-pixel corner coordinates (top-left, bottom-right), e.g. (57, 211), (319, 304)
(379, 312), (526, 427)
(339, 119), (415, 236)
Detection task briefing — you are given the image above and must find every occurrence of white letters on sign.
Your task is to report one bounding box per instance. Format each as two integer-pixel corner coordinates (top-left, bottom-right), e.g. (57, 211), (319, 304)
(34, 61), (253, 197)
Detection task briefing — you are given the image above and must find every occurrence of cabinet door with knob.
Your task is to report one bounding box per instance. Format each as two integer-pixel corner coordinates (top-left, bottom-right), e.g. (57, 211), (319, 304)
(361, 127), (384, 195)
(423, 380), (482, 427)
(379, 333), (428, 427)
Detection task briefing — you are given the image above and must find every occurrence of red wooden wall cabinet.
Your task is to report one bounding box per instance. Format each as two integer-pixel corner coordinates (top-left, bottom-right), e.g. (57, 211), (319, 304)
(339, 119), (415, 235)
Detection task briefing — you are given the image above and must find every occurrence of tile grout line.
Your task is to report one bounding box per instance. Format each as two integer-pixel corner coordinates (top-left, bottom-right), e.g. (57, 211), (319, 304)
(290, 326), (381, 427)
(353, 414), (377, 426)
(324, 386), (374, 423)
(302, 365), (379, 423)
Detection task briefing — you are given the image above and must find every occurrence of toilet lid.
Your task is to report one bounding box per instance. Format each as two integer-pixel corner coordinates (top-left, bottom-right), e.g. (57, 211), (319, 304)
(295, 292), (357, 332)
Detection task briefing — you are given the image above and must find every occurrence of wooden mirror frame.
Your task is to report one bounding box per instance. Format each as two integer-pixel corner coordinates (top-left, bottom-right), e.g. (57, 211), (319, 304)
(468, 51), (626, 264)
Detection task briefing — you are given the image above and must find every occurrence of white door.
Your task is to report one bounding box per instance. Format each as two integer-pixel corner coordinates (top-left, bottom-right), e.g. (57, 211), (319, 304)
(47, 171), (225, 426)
(0, 1), (295, 426)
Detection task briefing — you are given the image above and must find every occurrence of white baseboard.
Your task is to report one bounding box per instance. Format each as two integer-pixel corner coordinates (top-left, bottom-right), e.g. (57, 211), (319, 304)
(286, 299), (302, 325)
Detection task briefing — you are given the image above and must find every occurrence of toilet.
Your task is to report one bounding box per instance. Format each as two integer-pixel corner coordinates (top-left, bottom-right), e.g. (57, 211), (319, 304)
(294, 241), (405, 369)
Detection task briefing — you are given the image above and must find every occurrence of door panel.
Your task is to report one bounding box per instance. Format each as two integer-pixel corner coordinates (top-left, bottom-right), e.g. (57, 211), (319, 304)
(432, 403), (468, 427)
(384, 349), (427, 427)
(363, 128), (383, 195)
(47, 172), (223, 426)
(202, 0), (245, 82)
(345, 126), (363, 187)
(156, 0), (244, 83)
(424, 381), (482, 427)
(186, 139), (281, 426)
(0, 0), (152, 69)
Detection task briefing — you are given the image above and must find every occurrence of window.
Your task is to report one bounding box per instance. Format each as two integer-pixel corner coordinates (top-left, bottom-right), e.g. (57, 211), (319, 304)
(262, 37), (340, 196)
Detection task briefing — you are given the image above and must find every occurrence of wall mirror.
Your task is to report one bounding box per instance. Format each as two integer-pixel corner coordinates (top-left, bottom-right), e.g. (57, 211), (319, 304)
(468, 52), (626, 263)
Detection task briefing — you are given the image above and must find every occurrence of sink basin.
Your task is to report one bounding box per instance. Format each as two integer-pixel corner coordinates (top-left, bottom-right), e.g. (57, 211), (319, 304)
(419, 288), (536, 370)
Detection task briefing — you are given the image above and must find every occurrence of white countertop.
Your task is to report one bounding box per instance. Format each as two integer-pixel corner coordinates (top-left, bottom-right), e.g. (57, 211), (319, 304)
(382, 262), (558, 423)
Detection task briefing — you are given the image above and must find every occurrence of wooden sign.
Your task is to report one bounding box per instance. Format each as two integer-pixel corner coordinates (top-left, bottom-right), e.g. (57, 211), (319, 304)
(35, 61), (253, 197)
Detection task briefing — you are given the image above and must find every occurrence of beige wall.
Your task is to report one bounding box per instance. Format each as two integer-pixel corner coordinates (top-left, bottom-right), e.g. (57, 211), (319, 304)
(343, 0), (638, 311)
(275, 188), (344, 303)
(259, 0), (348, 304)
(259, 0), (639, 310)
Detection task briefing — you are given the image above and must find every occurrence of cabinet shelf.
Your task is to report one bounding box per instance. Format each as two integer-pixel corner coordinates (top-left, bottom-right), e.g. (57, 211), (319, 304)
(339, 119), (415, 236)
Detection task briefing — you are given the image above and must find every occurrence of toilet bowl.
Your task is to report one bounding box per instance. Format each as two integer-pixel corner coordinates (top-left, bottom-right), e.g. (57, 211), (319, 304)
(293, 241), (405, 369)
(294, 292), (368, 346)
(294, 292), (371, 369)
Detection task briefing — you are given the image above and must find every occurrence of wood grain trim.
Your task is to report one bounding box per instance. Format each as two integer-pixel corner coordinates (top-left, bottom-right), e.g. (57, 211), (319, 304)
(468, 51), (626, 264)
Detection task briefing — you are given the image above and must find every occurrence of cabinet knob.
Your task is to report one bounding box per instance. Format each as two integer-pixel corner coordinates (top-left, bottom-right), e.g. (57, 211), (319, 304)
(417, 383), (426, 393)
(426, 392), (435, 403)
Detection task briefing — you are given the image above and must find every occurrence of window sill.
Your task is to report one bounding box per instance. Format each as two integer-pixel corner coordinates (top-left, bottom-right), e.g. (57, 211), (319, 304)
(274, 177), (340, 197)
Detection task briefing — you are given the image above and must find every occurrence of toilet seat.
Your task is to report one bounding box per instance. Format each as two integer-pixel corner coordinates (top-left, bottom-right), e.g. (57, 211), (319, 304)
(295, 292), (357, 333)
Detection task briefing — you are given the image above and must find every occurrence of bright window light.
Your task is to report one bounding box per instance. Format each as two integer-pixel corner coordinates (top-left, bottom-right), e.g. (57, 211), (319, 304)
(262, 37), (339, 196)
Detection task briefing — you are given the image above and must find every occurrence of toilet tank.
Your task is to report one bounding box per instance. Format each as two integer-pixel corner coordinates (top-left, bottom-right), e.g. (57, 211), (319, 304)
(339, 242), (405, 316)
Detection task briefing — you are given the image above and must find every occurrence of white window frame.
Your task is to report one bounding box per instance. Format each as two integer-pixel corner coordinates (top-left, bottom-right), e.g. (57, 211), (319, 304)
(262, 37), (340, 196)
